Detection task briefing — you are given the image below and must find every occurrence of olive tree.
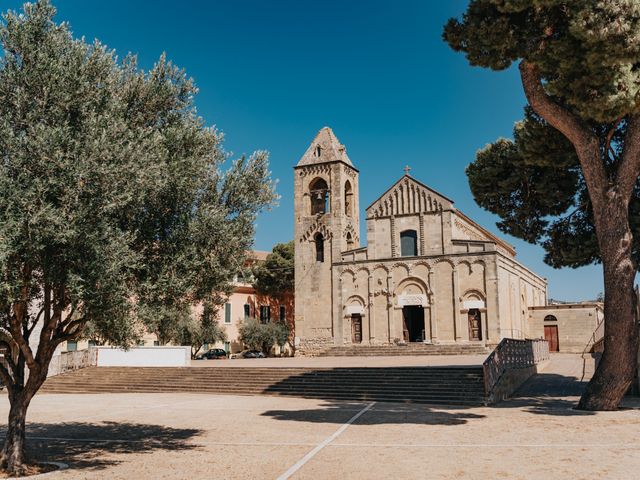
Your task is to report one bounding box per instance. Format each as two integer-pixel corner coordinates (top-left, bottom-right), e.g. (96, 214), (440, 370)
(0, 0), (276, 472)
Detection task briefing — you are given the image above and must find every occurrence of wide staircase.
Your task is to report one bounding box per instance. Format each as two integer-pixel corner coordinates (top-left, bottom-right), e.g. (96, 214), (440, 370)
(319, 343), (489, 357)
(41, 366), (486, 406)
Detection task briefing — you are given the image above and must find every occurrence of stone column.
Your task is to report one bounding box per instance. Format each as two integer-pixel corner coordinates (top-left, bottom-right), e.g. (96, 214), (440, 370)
(453, 266), (463, 341)
(419, 213), (425, 255)
(390, 215), (397, 257)
(386, 273), (394, 342)
(428, 269), (438, 342)
(368, 274), (374, 342)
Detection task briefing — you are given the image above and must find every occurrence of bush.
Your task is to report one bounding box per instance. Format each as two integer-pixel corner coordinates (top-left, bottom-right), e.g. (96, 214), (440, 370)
(238, 318), (290, 355)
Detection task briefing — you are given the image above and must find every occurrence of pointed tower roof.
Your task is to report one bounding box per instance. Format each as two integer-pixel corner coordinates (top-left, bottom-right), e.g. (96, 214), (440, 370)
(296, 127), (353, 167)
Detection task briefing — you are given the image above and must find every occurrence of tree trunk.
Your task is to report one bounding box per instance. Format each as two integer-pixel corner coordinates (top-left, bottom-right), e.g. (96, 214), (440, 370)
(578, 195), (639, 410)
(1, 392), (31, 474)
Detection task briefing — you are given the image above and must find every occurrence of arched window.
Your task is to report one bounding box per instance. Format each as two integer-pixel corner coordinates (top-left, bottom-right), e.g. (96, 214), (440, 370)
(344, 180), (353, 217)
(544, 315), (557, 322)
(315, 145), (322, 157)
(310, 178), (329, 215)
(315, 233), (325, 262)
(346, 232), (354, 249)
(400, 230), (418, 257)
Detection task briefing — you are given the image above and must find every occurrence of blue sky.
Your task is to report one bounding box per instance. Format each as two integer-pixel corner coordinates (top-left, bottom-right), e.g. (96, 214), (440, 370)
(4, 0), (603, 300)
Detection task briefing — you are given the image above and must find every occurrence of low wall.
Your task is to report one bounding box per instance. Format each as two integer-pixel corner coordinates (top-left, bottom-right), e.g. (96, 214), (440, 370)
(488, 360), (549, 403)
(48, 348), (98, 377)
(483, 338), (550, 405)
(96, 346), (191, 367)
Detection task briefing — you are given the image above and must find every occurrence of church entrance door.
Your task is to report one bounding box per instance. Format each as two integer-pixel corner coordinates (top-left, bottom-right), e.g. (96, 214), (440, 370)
(351, 314), (362, 343)
(468, 309), (482, 341)
(402, 306), (425, 342)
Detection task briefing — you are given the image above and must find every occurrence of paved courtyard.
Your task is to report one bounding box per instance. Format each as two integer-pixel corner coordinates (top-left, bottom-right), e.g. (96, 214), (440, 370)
(1, 355), (639, 479)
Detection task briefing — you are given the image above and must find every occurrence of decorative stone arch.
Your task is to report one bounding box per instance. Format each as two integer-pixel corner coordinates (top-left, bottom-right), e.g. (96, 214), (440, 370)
(373, 264), (390, 274)
(457, 260), (473, 275)
(340, 269), (356, 285)
(344, 294), (367, 316)
(301, 222), (333, 242)
(356, 266), (371, 276)
(434, 258), (455, 269)
(394, 276), (431, 307)
(460, 289), (486, 310)
(391, 262), (411, 276)
(413, 260), (432, 272)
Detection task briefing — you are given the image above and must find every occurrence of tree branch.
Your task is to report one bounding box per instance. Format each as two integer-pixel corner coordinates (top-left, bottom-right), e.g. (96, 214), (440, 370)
(617, 114), (640, 202)
(0, 361), (14, 394)
(519, 61), (608, 212)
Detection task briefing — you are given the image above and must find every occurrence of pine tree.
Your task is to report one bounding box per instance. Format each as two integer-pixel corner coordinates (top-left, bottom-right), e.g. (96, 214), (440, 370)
(444, 0), (640, 410)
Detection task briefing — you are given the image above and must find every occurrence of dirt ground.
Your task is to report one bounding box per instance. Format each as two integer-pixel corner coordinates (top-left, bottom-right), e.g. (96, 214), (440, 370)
(0, 355), (638, 480)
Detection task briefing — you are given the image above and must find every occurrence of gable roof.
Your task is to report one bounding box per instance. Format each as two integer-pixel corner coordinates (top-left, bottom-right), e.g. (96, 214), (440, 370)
(296, 127), (353, 167)
(453, 210), (516, 256)
(366, 174), (454, 217)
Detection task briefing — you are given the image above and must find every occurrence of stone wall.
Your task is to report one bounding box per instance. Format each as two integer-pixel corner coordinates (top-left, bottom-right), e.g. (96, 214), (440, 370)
(528, 304), (603, 353)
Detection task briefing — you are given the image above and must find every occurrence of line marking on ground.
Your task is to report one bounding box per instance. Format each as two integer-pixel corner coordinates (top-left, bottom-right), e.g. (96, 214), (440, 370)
(276, 402), (375, 480)
(19, 437), (637, 450)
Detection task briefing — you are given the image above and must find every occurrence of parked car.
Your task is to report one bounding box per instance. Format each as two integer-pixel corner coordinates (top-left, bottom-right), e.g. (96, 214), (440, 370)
(196, 348), (228, 360)
(241, 350), (266, 359)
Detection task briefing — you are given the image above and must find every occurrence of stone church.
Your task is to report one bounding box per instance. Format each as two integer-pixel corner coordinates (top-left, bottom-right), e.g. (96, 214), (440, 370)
(294, 127), (548, 354)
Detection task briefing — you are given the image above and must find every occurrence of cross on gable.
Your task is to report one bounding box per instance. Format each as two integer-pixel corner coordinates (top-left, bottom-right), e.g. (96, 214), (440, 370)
(404, 165), (411, 176)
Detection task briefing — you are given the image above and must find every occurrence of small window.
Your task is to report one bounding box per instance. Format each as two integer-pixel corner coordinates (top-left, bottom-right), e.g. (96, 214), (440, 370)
(315, 145), (322, 157)
(344, 180), (353, 217)
(66, 341), (78, 352)
(244, 303), (251, 319)
(279, 305), (286, 321)
(346, 232), (354, 249)
(225, 303), (232, 324)
(315, 233), (325, 262)
(400, 230), (418, 257)
(153, 341), (160, 346)
(544, 315), (557, 322)
(260, 306), (271, 323)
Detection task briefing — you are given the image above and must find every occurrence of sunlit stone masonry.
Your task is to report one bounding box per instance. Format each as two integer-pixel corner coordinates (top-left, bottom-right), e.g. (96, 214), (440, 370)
(293, 127), (552, 355)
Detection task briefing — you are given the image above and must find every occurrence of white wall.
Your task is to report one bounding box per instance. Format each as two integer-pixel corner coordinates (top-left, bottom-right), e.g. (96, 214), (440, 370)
(96, 346), (191, 367)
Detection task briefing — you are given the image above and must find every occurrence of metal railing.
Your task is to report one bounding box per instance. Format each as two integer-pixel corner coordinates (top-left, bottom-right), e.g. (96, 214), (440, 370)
(483, 338), (549, 402)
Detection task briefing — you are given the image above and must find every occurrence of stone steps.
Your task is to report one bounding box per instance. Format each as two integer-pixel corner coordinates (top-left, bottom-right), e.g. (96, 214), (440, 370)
(42, 366), (487, 406)
(318, 344), (489, 357)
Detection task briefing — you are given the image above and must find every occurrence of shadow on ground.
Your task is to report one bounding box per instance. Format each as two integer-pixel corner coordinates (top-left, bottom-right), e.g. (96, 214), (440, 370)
(261, 401), (486, 426)
(0, 422), (202, 471)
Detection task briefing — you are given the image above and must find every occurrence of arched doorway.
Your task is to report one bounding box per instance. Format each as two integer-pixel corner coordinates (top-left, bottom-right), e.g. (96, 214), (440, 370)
(468, 309), (482, 341)
(396, 277), (430, 343)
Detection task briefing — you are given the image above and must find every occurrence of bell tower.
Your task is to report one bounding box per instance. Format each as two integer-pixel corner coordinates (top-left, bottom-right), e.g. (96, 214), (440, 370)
(294, 127), (360, 353)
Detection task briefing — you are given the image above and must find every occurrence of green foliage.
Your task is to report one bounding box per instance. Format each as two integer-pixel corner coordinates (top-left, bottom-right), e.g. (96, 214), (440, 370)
(0, 0), (275, 382)
(252, 241), (294, 298)
(172, 303), (227, 358)
(238, 318), (289, 354)
(444, 0), (640, 123)
(445, 2), (640, 269)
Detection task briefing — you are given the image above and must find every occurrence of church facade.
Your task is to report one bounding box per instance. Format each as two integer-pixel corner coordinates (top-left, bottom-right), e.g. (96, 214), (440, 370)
(294, 127), (548, 354)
